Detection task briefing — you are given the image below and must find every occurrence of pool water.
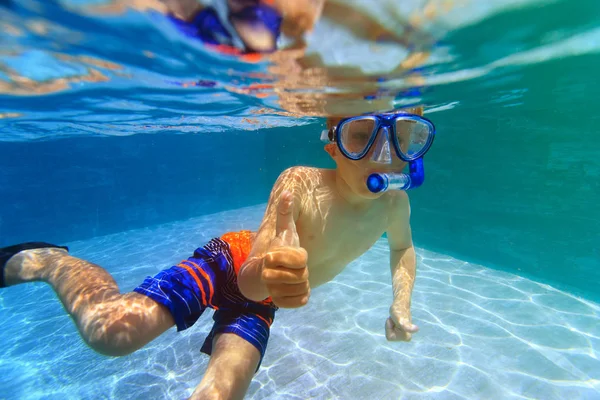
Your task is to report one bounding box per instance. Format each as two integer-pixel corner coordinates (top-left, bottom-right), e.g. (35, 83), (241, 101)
(1, 205), (598, 399)
(1, 0), (600, 398)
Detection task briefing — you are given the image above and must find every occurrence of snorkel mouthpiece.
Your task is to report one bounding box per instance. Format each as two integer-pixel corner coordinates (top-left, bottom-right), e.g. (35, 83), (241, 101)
(366, 158), (425, 193)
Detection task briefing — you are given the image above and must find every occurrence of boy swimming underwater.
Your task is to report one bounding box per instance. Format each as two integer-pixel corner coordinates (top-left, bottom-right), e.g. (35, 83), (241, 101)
(238, 106), (434, 340)
(0, 106), (435, 399)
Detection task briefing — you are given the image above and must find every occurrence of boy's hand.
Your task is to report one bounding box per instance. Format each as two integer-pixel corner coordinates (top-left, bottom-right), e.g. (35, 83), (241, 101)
(261, 191), (310, 308)
(386, 306), (419, 342)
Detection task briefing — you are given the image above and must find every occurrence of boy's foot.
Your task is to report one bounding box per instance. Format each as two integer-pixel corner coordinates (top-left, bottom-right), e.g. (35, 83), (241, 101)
(0, 242), (68, 287)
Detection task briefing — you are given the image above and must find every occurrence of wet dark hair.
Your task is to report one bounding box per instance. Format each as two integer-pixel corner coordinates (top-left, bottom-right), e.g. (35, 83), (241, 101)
(325, 117), (342, 130)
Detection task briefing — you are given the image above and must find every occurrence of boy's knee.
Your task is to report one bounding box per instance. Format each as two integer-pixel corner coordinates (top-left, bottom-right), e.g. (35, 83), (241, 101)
(189, 385), (226, 400)
(82, 311), (141, 357)
(85, 324), (138, 357)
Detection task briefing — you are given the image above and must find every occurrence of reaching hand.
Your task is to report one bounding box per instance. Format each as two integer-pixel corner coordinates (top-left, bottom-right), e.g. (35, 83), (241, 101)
(386, 307), (419, 342)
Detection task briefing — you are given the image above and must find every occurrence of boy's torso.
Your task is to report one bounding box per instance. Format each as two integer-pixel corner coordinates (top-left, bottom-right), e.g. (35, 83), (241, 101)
(293, 168), (402, 287)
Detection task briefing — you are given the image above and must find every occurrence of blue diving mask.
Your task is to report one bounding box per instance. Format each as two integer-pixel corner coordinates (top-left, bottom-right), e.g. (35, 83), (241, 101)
(321, 112), (436, 193)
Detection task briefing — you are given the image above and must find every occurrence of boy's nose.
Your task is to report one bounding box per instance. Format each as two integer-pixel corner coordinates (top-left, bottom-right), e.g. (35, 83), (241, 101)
(370, 126), (392, 164)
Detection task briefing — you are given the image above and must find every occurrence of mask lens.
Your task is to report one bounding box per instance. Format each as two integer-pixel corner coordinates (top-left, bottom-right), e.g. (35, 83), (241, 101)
(339, 118), (376, 157)
(395, 118), (431, 159)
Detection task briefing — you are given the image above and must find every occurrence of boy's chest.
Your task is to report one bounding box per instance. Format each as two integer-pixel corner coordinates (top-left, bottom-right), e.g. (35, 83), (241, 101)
(298, 199), (390, 262)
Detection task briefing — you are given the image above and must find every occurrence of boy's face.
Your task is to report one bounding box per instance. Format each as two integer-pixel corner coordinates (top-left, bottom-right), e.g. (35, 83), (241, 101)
(325, 107), (424, 199)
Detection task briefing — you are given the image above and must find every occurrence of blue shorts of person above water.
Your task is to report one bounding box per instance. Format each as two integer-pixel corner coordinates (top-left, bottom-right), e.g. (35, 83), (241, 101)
(167, 0), (283, 53)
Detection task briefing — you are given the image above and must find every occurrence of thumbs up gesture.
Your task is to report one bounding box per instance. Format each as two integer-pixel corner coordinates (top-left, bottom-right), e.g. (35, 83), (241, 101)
(261, 191), (310, 308)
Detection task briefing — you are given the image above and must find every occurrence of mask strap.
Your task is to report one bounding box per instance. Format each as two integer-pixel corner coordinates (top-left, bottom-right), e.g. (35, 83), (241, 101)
(320, 127), (335, 143)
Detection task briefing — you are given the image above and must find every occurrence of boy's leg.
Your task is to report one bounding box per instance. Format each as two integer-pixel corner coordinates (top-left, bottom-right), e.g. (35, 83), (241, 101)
(3, 247), (174, 356)
(190, 333), (261, 400)
(180, 236), (276, 400)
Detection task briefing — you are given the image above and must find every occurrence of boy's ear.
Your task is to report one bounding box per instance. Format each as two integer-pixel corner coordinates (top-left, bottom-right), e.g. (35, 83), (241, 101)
(324, 143), (336, 157)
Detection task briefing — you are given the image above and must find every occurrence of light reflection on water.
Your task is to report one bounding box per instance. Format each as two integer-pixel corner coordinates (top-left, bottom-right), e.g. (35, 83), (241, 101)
(0, 0), (599, 140)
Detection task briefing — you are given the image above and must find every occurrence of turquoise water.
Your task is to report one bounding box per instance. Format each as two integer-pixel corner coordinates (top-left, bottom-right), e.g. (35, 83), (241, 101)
(2, 206), (599, 399)
(1, 0), (600, 399)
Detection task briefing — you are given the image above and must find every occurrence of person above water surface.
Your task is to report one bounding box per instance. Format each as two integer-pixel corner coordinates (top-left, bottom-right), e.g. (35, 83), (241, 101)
(162, 0), (325, 53)
(0, 106), (435, 399)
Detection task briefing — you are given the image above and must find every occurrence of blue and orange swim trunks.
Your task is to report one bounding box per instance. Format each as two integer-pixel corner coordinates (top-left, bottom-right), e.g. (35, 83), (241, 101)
(134, 230), (276, 367)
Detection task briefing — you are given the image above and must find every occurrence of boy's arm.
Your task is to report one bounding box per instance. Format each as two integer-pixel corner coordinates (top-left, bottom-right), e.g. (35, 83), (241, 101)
(238, 167), (304, 302)
(385, 191), (419, 340)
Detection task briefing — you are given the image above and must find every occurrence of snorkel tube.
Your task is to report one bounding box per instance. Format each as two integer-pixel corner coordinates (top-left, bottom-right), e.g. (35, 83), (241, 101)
(366, 158), (425, 193)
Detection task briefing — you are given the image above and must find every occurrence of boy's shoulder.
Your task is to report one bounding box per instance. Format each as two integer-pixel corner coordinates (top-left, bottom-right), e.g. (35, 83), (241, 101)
(278, 166), (332, 181)
(275, 166), (334, 195)
(280, 165), (324, 174)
